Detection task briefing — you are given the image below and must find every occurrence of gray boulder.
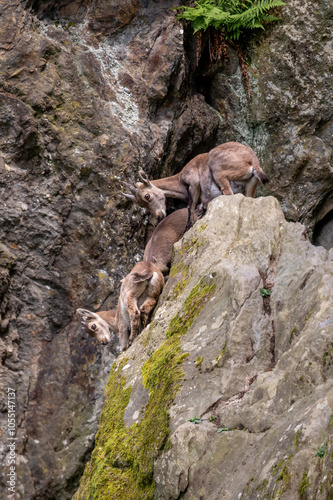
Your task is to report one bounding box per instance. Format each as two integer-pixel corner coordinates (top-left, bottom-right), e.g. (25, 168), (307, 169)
(74, 195), (333, 499)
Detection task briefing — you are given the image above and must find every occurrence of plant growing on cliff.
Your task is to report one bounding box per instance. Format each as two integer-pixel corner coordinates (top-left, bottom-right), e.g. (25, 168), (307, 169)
(260, 287), (272, 297)
(316, 445), (326, 458)
(177, 0), (285, 40)
(188, 416), (202, 423)
(176, 0), (284, 99)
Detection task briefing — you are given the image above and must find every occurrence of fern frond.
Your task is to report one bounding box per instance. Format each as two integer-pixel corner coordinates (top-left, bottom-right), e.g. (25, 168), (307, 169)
(176, 0), (285, 39)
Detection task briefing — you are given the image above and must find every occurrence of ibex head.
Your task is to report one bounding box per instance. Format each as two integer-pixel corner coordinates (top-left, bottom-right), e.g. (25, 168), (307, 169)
(77, 309), (112, 345)
(121, 170), (167, 223)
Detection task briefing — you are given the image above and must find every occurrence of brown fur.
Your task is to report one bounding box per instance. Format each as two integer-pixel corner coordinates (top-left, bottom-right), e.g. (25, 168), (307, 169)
(143, 208), (188, 275)
(122, 142), (269, 227)
(77, 261), (164, 350)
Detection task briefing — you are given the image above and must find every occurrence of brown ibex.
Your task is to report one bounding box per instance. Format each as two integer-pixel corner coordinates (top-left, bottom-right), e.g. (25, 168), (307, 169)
(143, 208), (188, 275)
(122, 142), (269, 227)
(77, 261), (164, 350)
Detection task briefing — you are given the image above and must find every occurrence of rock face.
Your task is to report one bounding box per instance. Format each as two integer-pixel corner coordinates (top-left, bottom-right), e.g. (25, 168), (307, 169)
(0, 0), (332, 498)
(74, 195), (333, 499)
(208, 0), (333, 235)
(0, 1), (216, 498)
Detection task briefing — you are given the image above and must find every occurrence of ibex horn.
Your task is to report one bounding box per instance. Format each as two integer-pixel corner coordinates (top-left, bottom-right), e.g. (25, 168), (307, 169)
(118, 191), (135, 201)
(76, 309), (99, 320)
(138, 170), (153, 187)
(121, 181), (138, 195)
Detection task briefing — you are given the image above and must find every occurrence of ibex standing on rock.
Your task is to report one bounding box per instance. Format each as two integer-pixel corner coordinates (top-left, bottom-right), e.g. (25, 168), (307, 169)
(122, 142), (269, 228)
(77, 261), (164, 350)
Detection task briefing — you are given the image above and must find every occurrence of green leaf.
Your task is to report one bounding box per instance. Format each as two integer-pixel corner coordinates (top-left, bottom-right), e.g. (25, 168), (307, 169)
(316, 445), (326, 458)
(260, 288), (272, 297)
(188, 417), (202, 424)
(217, 427), (229, 433)
(176, 0), (285, 40)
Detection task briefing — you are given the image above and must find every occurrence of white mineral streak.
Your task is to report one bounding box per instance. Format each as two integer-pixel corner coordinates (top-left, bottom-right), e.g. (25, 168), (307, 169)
(39, 18), (140, 131)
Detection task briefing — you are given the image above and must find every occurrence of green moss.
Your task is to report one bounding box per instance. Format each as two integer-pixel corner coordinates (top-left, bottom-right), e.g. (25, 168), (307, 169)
(166, 278), (216, 338)
(244, 476), (255, 494)
(180, 236), (203, 255)
(299, 471), (309, 499)
(271, 454), (293, 497)
(277, 464), (291, 491)
(256, 479), (268, 492)
(142, 337), (189, 392)
(169, 261), (186, 279)
(214, 341), (227, 367)
(74, 338), (189, 500)
(245, 477), (269, 497)
(272, 459), (285, 476)
(172, 277), (190, 299)
(294, 429), (300, 452)
(196, 356), (204, 371)
(323, 344), (333, 368)
(169, 264), (191, 300)
(305, 311), (312, 321)
(74, 279), (216, 499)
(73, 357), (135, 499)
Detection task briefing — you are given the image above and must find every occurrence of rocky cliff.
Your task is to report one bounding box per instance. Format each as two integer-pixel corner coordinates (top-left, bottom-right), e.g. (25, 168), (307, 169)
(74, 195), (333, 499)
(0, 0), (332, 499)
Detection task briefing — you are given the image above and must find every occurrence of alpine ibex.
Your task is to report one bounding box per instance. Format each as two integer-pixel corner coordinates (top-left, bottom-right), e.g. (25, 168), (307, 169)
(77, 261), (164, 350)
(143, 208), (188, 275)
(122, 142), (269, 227)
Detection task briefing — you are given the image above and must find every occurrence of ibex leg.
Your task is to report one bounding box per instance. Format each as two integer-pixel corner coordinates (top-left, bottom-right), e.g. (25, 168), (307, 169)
(127, 297), (141, 345)
(187, 184), (201, 230)
(244, 177), (259, 197)
(212, 175), (234, 195)
(117, 316), (130, 351)
(139, 297), (158, 330)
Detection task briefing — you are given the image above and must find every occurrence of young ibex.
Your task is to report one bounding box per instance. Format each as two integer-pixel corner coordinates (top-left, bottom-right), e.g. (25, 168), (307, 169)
(77, 261), (164, 350)
(143, 208), (188, 275)
(122, 142), (269, 227)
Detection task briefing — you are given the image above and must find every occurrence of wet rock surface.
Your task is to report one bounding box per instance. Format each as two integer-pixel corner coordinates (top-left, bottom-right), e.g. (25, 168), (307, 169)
(0, 0), (332, 498)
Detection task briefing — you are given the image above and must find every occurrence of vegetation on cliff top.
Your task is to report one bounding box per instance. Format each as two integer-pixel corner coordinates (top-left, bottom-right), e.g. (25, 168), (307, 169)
(177, 0), (285, 99)
(176, 0), (285, 39)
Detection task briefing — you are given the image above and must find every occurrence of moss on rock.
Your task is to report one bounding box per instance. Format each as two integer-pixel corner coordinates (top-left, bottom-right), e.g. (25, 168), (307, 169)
(169, 264), (191, 300)
(74, 278), (215, 499)
(196, 356), (204, 371)
(166, 278), (216, 338)
(180, 236), (203, 256)
(299, 471), (309, 499)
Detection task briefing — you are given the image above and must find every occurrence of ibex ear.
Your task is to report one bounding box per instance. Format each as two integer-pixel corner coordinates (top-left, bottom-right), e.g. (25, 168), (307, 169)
(138, 170), (153, 187)
(76, 309), (99, 321)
